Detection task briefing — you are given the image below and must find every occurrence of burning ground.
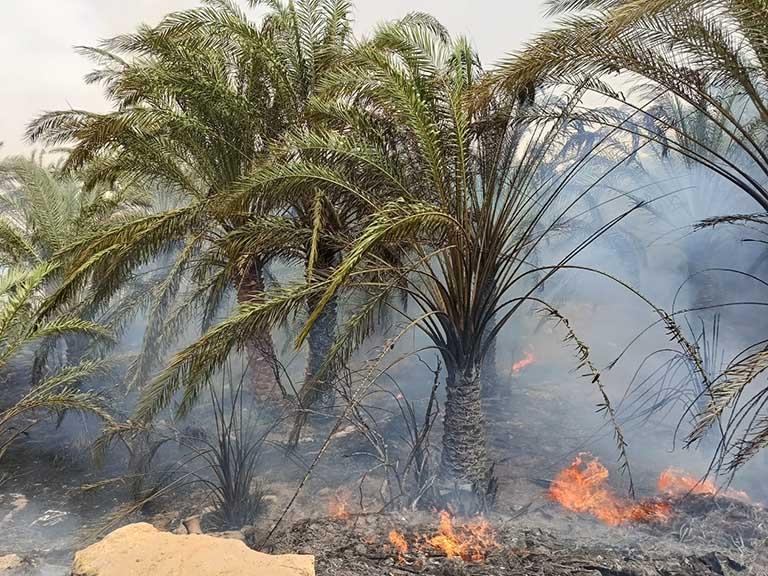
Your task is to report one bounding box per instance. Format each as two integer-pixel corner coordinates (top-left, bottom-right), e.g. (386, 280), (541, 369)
(259, 450), (768, 575)
(1, 344), (767, 575)
(257, 354), (768, 575)
(264, 502), (767, 576)
(257, 455), (768, 575)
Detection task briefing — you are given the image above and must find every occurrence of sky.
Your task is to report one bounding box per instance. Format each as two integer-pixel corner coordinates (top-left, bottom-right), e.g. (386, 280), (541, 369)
(0, 1), (547, 155)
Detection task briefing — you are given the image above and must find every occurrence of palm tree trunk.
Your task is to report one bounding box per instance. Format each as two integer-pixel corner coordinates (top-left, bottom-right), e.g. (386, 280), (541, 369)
(288, 250), (339, 446)
(441, 362), (490, 489)
(237, 259), (280, 397)
(304, 290), (338, 405)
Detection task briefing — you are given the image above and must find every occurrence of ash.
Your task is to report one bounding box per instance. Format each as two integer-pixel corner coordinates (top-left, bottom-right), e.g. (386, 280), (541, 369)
(262, 495), (768, 576)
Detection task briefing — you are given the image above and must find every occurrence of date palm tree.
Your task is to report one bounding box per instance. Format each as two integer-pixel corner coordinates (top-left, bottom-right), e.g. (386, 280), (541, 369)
(0, 153), (152, 457)
(0, 154), (149, 374)
(137, 16), (643, 507)
(28, 0), (353, 401)
(491, 0), (768, 209)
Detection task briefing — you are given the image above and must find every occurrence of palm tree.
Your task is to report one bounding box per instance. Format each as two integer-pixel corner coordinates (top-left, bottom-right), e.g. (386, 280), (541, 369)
(0, 263), (113, 458)
(490, 0), (768, 210)
(0, 154), (149, 374)
(489, 0), (768, 472)
(138, 17), (643, 507)
(28, 0), (354, 402)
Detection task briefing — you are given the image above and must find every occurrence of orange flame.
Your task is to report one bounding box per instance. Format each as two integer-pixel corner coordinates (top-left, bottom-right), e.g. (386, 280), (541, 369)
(424, 511), (497, 562)
(549, 454), (672, 526)
(386, 512), (497, 563)
(329, 493), (351, 521)
(388, 530), (408, 563)
(511, 351), (536, 375)
(658, 469), (750, 503)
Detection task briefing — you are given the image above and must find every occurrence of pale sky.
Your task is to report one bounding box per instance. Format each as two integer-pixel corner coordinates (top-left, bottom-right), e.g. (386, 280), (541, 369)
(0, 1), (547, 155)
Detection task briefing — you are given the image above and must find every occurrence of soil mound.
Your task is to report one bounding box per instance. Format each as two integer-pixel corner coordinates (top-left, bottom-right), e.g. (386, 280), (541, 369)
(72, 523), (314, 576)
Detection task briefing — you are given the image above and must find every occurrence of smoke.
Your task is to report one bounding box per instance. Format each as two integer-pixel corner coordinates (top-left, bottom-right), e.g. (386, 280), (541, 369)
(487, 152), (768, 503)
(5, 118), (768, 567)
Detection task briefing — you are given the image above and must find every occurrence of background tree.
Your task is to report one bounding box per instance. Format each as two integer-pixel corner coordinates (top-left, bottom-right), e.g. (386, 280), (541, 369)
(0, 154), (149, 375)
(489, 0), (768, 473)
(491, 0), (768, 210)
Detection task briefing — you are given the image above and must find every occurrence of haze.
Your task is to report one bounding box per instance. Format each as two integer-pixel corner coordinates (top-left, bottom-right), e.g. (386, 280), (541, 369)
(0, 0), (546, 155)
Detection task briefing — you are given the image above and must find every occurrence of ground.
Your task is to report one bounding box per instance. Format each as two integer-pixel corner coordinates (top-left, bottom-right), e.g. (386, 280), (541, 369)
(0, 349), (766, 575)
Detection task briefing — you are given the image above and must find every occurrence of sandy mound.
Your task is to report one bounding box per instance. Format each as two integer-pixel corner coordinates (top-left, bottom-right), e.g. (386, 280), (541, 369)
(72, 523), (314, 576)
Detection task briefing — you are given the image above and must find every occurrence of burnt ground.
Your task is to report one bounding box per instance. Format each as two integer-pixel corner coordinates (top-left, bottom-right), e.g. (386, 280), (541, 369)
(260, 498), (768, 575)
(252, 356), (768, 575)
(257, 489), (768, 576)
(1, 347), (767, 575)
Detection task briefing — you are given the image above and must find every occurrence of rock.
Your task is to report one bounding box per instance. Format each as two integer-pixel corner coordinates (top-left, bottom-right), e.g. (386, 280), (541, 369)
(0, 554), (24, 572)
(72, 523), (314, 576)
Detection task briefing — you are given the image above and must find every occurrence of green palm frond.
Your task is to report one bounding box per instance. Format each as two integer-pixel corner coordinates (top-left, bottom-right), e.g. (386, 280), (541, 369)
(298, 200), (457, 346)
(136, 281), (325, 422)
(0, 263), (113, 366)
(124, 235), (201, 390)
(39, 202), (207, 321)
(491, 0), (768, 208)
(0, 360), (115, 460)
(0, 262), (116, 458)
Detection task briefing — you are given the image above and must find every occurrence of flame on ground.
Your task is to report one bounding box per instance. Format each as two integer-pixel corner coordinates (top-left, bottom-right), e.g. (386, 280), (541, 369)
(388, 530), (408, 563)
(548, 454), (672, 526)
(658, 468), (750, 503)
(329, 493), (351, 521)
(426, 510), (497, 562)
(387, 511), (497, 563)
(550, 454), (753, 526)
(511, 351), (536, 375)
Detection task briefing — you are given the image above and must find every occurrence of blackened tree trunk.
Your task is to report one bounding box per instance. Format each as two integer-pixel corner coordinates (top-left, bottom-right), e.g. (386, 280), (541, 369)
(237, 259), (280, 397)
(441, 362), (490, 492)
(288, 250), (339, 446)
(304, 289), (338, 406)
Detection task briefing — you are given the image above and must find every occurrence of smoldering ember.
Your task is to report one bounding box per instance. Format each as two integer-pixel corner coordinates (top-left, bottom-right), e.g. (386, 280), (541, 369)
(1, 1), (768, 575)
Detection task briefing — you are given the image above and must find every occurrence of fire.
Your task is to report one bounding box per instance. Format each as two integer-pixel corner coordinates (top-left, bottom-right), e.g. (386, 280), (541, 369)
(511, 351), (536, 375)
(550, 455), (754, 526)
(387, 511), (497, 563)
(388, 530), (408, 562)
(658, 469), (750, 503)
(329, 493), (351, 520)
(425, 510), (497, 562)
(549, 454), (672, 526)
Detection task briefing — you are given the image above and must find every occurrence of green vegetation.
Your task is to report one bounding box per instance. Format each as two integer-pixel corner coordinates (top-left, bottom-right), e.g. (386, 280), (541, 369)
(0, 156), (142, 456)
(1, 0), (767, 513)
